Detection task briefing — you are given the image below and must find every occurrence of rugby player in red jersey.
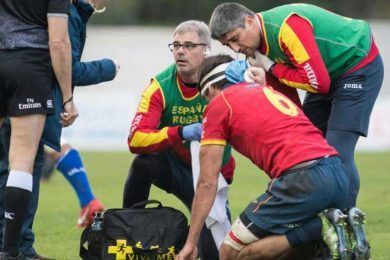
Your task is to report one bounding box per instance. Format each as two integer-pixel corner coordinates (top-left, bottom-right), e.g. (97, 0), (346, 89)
(178, 55), (369, 260)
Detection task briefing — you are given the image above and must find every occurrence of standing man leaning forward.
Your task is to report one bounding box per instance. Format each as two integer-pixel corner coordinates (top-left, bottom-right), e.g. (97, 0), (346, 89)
(177, 55), (355, 260)
(0, 0), (78, 258)
(209, 3), (384, 208)
(124, 20), (235, 258)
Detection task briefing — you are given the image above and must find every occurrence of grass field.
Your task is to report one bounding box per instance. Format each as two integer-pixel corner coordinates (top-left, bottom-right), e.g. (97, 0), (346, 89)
(33, 151), (390, 259)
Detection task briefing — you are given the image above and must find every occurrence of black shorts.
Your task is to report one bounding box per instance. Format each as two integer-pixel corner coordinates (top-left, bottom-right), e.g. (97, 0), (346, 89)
(0, 48), (54, 117)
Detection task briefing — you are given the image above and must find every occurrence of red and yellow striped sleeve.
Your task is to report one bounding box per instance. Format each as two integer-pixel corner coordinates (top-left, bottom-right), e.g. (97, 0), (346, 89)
(271, 14), (330, 94)
(200, 139), (227, 146)
(128, 80), (181, 154)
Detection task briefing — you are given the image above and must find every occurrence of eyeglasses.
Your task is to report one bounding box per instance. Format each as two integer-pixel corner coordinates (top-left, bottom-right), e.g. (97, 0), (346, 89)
(168, 42), (207, 52)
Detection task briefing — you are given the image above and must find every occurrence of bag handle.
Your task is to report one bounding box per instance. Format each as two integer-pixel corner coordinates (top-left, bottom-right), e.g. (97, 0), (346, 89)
(131, 200), (162, 209)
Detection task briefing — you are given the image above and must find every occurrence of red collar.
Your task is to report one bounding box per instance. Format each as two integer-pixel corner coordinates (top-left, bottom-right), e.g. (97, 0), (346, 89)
(177, 76), (200, 100)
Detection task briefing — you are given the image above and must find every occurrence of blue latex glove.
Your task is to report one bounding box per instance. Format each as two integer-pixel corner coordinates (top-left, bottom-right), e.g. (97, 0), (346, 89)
(182, 123), (202, 141)
(225, 60), (249, 84)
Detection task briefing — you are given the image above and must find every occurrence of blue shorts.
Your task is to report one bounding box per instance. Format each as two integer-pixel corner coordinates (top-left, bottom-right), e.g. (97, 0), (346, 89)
(303, 55), (384, 136)
(41, 85), (62, 152)
(241, 156), (349, 236)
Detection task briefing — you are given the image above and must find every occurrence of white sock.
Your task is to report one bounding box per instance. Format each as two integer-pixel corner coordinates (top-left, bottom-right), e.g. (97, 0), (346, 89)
(6, 170), (33, 192)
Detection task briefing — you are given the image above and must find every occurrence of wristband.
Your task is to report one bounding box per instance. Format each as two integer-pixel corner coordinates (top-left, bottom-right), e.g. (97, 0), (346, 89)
(62, 96), (73, 108)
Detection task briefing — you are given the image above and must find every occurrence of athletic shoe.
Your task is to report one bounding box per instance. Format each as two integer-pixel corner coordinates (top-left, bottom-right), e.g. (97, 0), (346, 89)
(325, 208), (352, 260)
(347, 225), (357, 254)
(347, 207), (371, 260)
(318, 211), (339, 259)
(77, 198), (104, 228)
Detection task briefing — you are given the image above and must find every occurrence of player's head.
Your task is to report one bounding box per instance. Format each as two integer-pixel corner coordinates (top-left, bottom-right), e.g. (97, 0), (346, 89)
(170, 20), (211, 80)
(209, 3), (260, 57)
(198, 54), (234, 101)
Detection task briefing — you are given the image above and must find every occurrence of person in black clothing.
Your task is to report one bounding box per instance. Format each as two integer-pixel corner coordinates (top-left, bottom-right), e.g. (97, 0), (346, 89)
(0, 0), (78, 258)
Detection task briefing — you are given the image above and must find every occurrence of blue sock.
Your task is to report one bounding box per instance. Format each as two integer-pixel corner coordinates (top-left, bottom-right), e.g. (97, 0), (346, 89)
(326, 130), (360, 207)
(56, 149), (95, 208)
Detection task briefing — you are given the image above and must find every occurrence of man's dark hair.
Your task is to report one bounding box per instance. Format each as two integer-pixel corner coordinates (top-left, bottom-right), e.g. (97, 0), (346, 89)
(209, 3), (255, 39)
(198, 54), (234, 93)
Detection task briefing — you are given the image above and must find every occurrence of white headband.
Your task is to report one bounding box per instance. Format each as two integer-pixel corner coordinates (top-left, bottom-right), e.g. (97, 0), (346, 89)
(200, 63), (230, 96)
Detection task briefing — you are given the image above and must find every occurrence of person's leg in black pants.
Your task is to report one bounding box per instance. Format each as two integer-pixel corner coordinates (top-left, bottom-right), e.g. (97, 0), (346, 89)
(123, 152), (174, 208)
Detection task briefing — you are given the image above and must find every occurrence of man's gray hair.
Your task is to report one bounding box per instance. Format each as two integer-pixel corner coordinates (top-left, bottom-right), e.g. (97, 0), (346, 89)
(174, 20), (211, 45)
(209, 3), (255, 39)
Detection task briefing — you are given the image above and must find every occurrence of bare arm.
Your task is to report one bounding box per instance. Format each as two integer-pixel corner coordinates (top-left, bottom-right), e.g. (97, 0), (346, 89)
(48, 16), (78, 126)
(177, 144), (224, 260)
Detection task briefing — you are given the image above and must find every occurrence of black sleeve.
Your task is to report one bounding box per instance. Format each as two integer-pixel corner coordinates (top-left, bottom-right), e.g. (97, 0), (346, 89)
(48, 0), (70, 15)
